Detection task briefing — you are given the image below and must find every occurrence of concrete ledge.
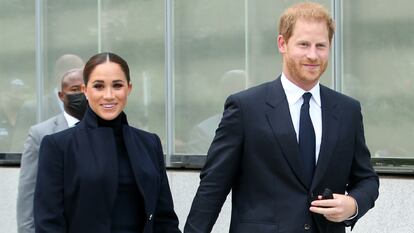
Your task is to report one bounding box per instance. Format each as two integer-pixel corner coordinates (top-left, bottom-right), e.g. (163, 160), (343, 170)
(1, 168), (413, 233)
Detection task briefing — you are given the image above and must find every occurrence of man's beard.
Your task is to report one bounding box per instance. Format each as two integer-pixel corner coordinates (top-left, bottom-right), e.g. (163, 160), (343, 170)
(286, 57), (327, 85)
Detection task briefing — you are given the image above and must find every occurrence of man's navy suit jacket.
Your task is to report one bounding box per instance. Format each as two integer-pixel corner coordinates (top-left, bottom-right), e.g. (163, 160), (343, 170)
(185, 77), (379, 233)
(34, 108), (181, 233)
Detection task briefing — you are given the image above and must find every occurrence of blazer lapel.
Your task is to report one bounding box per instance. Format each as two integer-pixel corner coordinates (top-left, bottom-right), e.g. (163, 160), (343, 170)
(311, 86), (339, 188)
(123, 127), (159, 215)
(76, 109), (119, 212)
(265, 78), (309, 189)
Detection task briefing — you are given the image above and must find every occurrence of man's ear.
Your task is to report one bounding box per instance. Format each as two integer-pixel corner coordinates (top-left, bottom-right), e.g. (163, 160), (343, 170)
(58, 91), (65, 101)
(277, 35), (287, 54)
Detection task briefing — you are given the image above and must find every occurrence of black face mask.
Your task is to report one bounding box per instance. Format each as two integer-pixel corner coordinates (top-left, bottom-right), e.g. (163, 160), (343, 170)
(65, 92), (87, 120)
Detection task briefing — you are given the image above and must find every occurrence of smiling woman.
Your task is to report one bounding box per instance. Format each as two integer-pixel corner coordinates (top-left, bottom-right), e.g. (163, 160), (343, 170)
(33, 52), (181, 233)
(83, 54), (132, 121)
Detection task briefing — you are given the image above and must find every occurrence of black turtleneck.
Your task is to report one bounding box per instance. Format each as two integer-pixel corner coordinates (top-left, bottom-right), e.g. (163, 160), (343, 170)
(96, 113), (145, 233)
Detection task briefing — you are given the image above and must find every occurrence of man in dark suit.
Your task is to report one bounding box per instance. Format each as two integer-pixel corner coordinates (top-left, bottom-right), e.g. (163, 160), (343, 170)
(184, 2), (379, 233)
(16, 69), (87, 233)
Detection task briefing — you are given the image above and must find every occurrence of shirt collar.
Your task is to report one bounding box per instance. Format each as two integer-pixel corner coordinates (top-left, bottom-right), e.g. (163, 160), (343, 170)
(63, 110), (80, 127)
(280, 72), (321, 107)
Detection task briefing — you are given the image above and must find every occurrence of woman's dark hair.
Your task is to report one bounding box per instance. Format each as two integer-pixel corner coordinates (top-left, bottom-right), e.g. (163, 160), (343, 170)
(83, 52), (130, 85)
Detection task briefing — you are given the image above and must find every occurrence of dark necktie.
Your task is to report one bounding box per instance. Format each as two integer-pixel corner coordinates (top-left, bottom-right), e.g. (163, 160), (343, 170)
(299, 92), (315, 187)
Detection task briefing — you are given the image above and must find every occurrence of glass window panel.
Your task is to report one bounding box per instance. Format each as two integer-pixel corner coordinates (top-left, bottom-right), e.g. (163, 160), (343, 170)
(246, 0), (332, 87)
(175, 0), (332, 157)
(0, 1), (36, 153)
(343, 0), (414, 159)
(99, 0), (166, 143)
(3, 0), (410, 172)
(43, 0), (165, 144)
(43, 0), (98, 121)
(174, 0), (246, 155)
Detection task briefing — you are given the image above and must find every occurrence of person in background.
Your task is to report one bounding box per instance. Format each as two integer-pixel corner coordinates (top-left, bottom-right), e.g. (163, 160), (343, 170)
(0, 78), (28, 152)
(11, 54), (85, 152)
(186, 69), (246, 154)
(184, 2), (379, 233)
(47, 54), (86, 118)
(16, 68), (86, 233)
(34, 52), (181, 233)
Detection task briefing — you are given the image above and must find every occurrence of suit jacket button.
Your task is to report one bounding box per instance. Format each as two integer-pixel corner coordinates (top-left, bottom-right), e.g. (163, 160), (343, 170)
(148, 214), (153, 221)
(304, 224), (311, 230)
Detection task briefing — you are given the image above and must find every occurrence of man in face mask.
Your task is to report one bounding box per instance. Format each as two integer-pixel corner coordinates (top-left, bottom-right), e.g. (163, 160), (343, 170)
(17, 68), (87, 233)
(58, 68), (87, 121)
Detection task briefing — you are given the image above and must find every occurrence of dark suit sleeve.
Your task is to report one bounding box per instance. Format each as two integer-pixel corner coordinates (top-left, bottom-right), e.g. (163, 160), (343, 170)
(34, 135), (66, 233)
(185, 95), (244, 233)
(152, 134), (181, 233)
(346, 103), (379, 227)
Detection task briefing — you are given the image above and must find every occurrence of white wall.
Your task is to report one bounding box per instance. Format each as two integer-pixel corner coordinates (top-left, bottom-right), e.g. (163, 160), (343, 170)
(0, 168), (19, 233)
(1, 168), (413, 233)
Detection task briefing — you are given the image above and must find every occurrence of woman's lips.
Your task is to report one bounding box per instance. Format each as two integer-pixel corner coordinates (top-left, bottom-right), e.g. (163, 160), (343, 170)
(101, 103), (117, 109)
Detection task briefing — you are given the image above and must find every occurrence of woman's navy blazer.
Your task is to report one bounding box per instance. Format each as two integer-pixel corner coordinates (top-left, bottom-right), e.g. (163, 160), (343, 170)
(34, 108), (181, 233)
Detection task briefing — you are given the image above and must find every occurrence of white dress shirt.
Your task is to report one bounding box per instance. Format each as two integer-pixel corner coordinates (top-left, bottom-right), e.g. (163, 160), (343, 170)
(63, 110), (80, 127)
(280, 73), (322, 164)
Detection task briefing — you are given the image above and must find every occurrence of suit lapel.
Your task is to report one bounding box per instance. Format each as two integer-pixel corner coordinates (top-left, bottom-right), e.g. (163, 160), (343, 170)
(265, 78), (309, 189)
(311, 86), (339, 188)
(53, 114), (69, 133)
